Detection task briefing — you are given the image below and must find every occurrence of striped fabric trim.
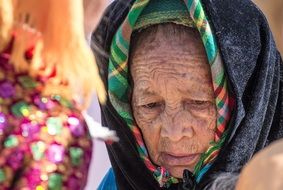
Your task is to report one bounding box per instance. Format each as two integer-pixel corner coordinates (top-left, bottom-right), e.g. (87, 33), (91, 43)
(108, 0), (233, 187)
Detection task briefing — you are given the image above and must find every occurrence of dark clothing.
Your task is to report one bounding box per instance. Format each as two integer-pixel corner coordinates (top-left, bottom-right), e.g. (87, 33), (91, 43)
(91, 0), (283, 189)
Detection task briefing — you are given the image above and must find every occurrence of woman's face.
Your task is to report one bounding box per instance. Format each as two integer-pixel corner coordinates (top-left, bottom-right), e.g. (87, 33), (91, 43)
(131, 26), (217, 178)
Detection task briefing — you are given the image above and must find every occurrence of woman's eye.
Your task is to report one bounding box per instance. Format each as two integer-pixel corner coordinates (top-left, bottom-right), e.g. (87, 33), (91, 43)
(184, 100), (212, 109)
(192, 100), (207, 105)
(142, 102), (162, 109)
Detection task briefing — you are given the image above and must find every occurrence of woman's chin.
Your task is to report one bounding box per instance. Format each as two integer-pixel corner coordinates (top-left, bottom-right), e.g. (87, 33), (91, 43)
(167, 166), (194, 179)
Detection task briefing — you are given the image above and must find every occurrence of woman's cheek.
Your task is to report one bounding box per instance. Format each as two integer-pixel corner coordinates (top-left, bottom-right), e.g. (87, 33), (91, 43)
(190, 105), (217, 122)
(134, 107), (162, 132)
(134, 106), (161, 121)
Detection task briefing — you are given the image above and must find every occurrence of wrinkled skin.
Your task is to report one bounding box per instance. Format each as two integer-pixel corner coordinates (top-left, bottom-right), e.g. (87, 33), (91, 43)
(130, 25), (217, 178)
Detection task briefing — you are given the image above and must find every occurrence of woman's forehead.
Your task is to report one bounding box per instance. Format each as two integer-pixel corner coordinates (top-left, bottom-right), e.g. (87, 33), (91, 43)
(130, 24), (205, 60)
(130, 27), (208, 71)
(129, 24), (213, 99)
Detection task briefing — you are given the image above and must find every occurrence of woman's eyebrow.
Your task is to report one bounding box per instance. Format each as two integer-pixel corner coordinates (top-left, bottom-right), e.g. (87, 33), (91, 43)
(133, 83), (155, 95)
(138, 88), (156, 96)
(178, 87), (214, 100)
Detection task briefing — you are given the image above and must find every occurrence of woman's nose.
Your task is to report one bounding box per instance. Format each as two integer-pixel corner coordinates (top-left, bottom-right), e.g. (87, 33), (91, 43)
(160, 110), (194, 141)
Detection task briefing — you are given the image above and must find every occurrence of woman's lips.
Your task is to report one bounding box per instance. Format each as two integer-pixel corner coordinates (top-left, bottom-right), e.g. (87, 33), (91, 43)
(160, 152), (200, 167)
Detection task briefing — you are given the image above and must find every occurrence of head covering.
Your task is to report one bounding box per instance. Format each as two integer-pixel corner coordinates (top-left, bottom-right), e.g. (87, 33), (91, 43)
(107, 0), (233, 187)
(92, 0), (283, 189)
(134, 0), (194, 30)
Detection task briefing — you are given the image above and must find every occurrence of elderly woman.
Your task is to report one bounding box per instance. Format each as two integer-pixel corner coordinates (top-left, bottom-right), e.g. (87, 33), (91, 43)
(92, 0), (283, 189)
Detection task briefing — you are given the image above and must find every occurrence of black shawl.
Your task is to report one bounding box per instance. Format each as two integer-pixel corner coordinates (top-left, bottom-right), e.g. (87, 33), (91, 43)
(91, 0), (283, 189)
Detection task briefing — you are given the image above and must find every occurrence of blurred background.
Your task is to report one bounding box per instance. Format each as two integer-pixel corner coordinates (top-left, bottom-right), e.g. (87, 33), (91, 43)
(85, 98), (110, 189)
(83, 0), (111, 189)
(253, 0), (283, 56)
(84, 0), (283, 189)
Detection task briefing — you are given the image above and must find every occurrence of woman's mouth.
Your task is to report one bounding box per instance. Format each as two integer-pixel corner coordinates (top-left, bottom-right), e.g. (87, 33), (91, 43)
(160, 152), (200, 167)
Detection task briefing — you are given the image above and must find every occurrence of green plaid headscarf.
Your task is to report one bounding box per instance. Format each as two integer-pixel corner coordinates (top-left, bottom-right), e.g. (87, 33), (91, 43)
(108, 0), (233, 187)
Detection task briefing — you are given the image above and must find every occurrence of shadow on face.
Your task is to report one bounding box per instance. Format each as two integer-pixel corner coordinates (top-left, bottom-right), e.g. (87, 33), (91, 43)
(130, 23), (217, 178)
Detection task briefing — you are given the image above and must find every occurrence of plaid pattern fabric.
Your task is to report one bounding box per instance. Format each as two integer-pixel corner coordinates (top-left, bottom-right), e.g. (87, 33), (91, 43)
(108, 0), (233, 187)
